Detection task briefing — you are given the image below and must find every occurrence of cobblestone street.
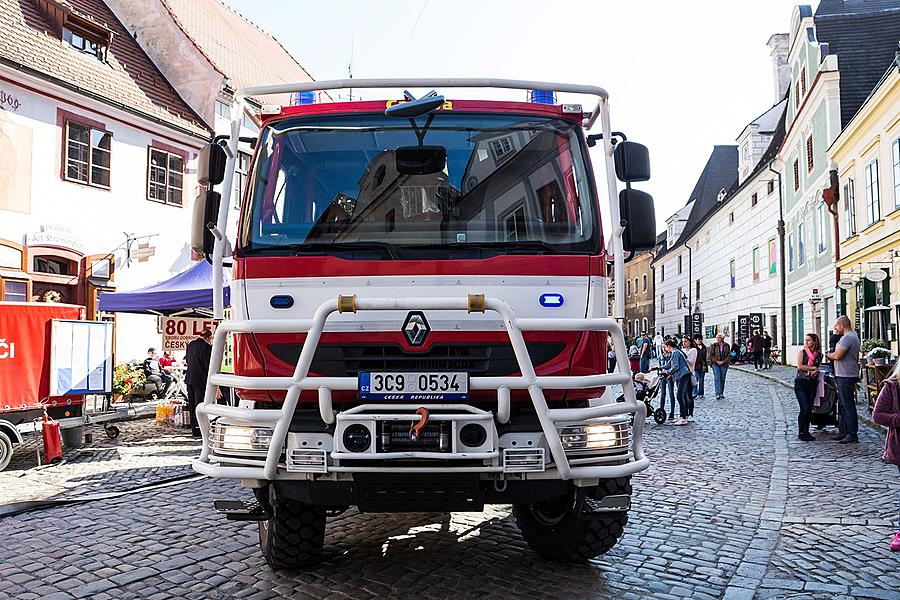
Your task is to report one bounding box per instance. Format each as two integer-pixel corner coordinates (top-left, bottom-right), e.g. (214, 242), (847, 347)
(1, 370), (898, 600)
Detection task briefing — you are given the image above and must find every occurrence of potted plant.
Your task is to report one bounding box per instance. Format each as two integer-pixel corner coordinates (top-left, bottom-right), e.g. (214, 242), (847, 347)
(861, 338), (890, 366)
(112, 363), (144, 401)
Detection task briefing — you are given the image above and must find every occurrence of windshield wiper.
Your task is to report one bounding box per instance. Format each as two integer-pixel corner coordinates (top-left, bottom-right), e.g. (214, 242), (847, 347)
(249, 241), (399, 260)
(408, 241), (560, 255)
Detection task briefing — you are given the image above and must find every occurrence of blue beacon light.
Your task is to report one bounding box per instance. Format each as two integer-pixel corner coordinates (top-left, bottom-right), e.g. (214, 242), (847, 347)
(540, 293), (564, 307)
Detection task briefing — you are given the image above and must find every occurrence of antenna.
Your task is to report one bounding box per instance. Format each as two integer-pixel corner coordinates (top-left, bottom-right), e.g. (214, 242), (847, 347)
(348, 33), (354, 101)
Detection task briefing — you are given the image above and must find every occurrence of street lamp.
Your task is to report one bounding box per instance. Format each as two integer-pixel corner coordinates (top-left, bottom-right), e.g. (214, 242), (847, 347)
(681, 292), (688, 310)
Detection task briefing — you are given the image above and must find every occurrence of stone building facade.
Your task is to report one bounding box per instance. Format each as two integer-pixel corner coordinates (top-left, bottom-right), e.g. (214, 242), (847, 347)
(624, 250), (654, 338)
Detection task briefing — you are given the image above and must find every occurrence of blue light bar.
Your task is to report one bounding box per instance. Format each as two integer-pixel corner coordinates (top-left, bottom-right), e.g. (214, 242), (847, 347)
(539, 293), (564, 307)
(291, 91), (316, 106)
(529, 90), (556, 105)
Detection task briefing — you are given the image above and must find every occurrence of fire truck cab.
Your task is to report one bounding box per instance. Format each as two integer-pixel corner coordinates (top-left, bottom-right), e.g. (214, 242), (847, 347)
(191, 79), (656, 569)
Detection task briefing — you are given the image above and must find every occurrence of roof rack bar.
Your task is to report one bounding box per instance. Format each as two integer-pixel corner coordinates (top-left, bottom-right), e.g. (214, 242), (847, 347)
(234, 78), (609, 129)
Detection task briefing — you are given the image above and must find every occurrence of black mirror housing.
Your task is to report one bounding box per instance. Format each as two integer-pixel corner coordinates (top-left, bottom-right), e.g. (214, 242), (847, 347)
(614, 141), (650, 182)
(619, 189), (656, 251)
(198, 142), (227, 185)
(396, 146), (447, 175)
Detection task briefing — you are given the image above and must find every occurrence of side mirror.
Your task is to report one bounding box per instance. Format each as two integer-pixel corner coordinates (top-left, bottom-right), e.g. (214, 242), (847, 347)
(191, 190), (221, 260)
(396, 146), (447, 175)
(619, 189), (656, 251)
(614, 141), (650, 183)
(198, 142), (227, 185)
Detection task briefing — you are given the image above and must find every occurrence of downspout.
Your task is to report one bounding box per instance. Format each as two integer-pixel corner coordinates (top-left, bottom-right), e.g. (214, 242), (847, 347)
(768, 162), (787, 363)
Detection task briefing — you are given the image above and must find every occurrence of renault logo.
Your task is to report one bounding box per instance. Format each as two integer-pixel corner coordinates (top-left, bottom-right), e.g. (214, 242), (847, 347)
(402, 311), (430, 346)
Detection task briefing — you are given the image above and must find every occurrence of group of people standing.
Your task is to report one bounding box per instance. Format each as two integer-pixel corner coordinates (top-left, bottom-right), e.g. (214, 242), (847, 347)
(747, 330), (774, 370)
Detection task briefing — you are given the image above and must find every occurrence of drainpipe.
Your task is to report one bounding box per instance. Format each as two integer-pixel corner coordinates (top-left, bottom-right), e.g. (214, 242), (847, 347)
(768, 162), (788, 364)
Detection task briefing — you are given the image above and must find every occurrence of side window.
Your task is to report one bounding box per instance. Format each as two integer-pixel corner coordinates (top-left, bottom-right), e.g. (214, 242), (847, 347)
(147, 147), (185, 206)
(65, 121), (111, 188)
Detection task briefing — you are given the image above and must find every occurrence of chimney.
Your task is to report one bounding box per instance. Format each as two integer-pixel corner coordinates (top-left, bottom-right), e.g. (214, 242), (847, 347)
(767, 33), (790, 102)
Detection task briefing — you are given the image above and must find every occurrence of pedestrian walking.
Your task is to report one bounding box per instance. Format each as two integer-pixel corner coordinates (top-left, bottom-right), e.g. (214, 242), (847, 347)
(654, 331), (664, 366)
(658, 349), (677, 421)
(750, 330), (764, 370)
(709, 334), (730, 399)
(185, 328), (221, 437)
(793, 333), (823, 441)
(662, 339), (691, 426)
(680, 337), (697, 420)
(762, 331), (773, 369)
(871, 358), (900, 551)
(693, 334), (708, 398)
(639, 331), (652, 373)
(825, 316), (861, 444)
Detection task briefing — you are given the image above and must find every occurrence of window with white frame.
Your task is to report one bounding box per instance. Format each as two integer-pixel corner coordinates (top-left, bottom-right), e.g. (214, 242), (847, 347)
(215, 100), (230, 120)
(504, 206), (527, 241)
(642, 317), (648, 333)
(642, 274), (647, 292)
(233, 151), (251, 208)
(865, 158), (880, 225)
(816, 203), (827, 253)
(842, 178), (857, 238)
(147, 148), (185, 206)
(788, 232), (794, 271)
(626, 280), (631, 296)
(65, 121), (111, 188)
(677, 287), (682, 308)
(677, 255), (682, 274)
(661, 264), (665, 282)
(892, 138), (899, 209)
(797, 222), (805, 265)
(660, 294), (665, 314)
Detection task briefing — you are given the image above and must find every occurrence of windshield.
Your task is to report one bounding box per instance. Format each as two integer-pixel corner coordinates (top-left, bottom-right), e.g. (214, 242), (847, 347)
(239, 112), (598, 258)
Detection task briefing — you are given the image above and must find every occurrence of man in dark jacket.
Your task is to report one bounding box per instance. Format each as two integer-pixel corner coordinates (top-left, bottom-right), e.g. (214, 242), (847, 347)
(185, 328), (220, 437)
(750, 330), (764, 370)
(692, 335), (708, 398)
(709, 334), (731, 399)
(762, 331), (773, 369)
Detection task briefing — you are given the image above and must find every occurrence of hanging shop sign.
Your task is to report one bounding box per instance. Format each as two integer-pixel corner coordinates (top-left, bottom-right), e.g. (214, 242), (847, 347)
(749, 313), (764, 335)
(865, 269), (887, 283)
(837, 278), (855, 290)
(737, 315), (750, 345)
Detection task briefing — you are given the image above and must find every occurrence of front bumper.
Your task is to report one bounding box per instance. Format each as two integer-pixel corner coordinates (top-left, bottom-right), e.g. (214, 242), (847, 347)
(192, 295), (649, 482)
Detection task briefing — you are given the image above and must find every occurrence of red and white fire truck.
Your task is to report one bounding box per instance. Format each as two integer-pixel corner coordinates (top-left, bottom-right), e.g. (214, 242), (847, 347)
(190, 79), (656, 568)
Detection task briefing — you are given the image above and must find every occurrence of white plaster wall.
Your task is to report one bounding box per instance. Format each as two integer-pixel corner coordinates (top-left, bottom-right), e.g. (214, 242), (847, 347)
(0, 71), (204, 361)
(653, 248), (690, 336)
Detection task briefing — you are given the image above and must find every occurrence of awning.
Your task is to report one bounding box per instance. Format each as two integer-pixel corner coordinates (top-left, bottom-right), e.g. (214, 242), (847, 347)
(98, 260), (230, 317)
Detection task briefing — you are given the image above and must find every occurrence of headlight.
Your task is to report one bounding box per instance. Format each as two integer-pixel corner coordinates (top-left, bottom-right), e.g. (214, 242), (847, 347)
(559, 421), (630, 453)
(210, 423), (273, 455)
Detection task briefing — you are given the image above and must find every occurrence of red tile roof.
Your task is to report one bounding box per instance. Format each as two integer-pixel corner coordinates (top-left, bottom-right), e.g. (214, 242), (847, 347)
(0, 0), (210, 138)
(161, 0), (314, 105)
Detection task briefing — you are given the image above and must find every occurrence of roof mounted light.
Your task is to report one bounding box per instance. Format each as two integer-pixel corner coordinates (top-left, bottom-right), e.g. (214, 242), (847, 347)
(291, 91), (316, 106)
(259, 104), (281, 116)
(528, 90), (556, 105)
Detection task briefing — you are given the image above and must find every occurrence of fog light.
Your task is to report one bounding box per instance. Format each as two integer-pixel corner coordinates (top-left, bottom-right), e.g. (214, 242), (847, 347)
(559, 422), (628, 452)
(343, 424), (371, 452)
(459, 423), (487, 447)
(211, 424), (273, 455)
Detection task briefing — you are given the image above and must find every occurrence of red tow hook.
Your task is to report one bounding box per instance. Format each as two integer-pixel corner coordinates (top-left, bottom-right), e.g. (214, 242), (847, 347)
(409, 407), (429, 441)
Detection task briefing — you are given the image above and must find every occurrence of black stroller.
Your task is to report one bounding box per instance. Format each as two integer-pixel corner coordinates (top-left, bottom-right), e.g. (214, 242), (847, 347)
(811, 368), (839, 429)
(617, 368), (666, 424)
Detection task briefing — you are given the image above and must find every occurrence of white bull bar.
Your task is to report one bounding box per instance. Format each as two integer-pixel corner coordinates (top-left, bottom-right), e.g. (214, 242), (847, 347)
(192, 295), (648, 481)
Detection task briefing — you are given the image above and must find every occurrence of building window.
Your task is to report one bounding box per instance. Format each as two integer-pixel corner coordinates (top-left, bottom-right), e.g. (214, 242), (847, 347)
(62, 23), (109, 61)
(147, 148), (185, 206)
(865, 158), (880, 225)
(677, 255), (682, 274)
(233, 151), (251, 208)
(767, 180), (775, 195)
(791, 304), (805, 345)
(788, 232), (794, 271)
(504, 206), (527, 241)
(634, 277), (639, 295)
(729, 259), (735, 289)
(660, 294), (665, 314)
(793, 159), (800, 192)
(729, 211), (734, 224)
(794, 81), (800, 109)
(741, 143), (749, 161)
(806, 136), (814, 173)
(816, 203), (827, 253)
(490, 136), (514, 163)
(695, 279), (700, 300)
(642, 274), (648, 292)
(1, 278), (28, 302)
(215, 100), (230, 120)
(65, 121), (111, 188)
(634, 320), (640, 335)
(661, 264), (665, 282)
(768, 238), (777, 276)
(642, 317), (648, 333)
(752, 247), (760, 281)
(843, 179), (857, 237)
(626, 280), (631, 296)
(892, 138), (900, 209)
(34, 256), (72, 275)
(797, 223), (806, 266)
(800, 68), (807, 96)
(677, 287), (682, 308)
(751, 193), (758, 207)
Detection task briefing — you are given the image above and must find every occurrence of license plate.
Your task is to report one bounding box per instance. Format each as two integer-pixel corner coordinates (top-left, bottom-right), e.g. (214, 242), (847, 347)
(358, 372), (468, 401)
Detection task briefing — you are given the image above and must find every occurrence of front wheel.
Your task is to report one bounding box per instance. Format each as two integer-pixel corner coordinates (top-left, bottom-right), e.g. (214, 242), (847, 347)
(653, 407), (668, 425)
(513, 477), (631, 562)
(258, 486), (326, 570)
(0, 430), (13, 471)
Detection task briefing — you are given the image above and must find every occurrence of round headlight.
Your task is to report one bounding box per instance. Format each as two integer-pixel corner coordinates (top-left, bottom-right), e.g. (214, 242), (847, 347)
(459, 423), (487, 447)
(343, 424), (371, 452)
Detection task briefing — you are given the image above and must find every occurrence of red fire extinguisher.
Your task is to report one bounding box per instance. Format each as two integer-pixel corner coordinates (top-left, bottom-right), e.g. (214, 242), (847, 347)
(41, 413), (63, 464)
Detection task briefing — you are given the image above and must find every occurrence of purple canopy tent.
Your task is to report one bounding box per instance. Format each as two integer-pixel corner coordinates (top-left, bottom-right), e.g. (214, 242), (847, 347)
(98, 260), (230, 317)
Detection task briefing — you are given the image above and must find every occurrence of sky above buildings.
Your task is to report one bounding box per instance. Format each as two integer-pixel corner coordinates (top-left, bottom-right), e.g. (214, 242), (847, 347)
(226, 0), (798, 235)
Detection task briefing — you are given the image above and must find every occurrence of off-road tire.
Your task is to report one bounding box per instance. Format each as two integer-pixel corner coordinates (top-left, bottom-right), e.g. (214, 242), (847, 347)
(513, 477), (631, 562)
(0, 430), (13, 472)
(258, 486), (326, 570)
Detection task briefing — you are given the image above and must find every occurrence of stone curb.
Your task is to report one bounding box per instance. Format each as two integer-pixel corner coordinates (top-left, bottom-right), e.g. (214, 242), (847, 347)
(733, 365), (886, 435)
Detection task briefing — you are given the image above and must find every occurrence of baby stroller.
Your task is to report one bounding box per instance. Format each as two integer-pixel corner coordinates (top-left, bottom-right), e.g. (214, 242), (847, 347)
(811, 369), (839, 429)
(617, 368), (665, 424)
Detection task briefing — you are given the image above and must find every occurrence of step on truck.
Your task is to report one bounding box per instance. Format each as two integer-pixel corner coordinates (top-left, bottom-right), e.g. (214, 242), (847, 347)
(190, 79), (657, 568)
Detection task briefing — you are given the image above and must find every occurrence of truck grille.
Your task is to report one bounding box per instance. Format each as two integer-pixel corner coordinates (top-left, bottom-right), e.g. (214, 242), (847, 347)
(268, 342), (566, 377)
(376, 421), (452, 453)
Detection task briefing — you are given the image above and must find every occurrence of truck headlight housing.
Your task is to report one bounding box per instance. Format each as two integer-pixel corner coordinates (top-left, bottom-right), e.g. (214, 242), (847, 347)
(558, 421), (630, 454)
(210, 423), (273, 456)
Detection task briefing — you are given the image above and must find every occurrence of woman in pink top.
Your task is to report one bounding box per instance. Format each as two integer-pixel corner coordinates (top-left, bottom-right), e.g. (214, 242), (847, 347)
(872, 359), (900, 551)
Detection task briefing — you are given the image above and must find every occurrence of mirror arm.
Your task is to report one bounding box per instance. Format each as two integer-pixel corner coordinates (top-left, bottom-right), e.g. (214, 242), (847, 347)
(587, 131), (627, 148)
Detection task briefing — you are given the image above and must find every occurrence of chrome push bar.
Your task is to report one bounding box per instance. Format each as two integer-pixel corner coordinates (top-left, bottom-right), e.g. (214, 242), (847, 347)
(192, 295), (648, 481)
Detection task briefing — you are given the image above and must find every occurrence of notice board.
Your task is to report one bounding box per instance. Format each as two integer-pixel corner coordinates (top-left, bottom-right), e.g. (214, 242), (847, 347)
(49, 319), (113, 396)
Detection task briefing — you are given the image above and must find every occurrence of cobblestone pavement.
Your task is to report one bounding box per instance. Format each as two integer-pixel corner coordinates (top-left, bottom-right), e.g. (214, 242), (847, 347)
(1, 370), (898, 599)
(0, 419), (198, 504)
